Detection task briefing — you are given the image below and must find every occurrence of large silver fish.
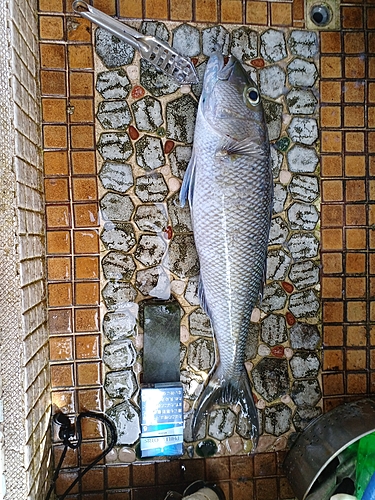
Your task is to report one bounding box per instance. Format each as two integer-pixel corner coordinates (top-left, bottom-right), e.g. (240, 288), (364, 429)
(180, 51), (273, 447)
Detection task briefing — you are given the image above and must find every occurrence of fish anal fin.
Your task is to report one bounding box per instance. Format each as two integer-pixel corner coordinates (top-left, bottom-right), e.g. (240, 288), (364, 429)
(179, 149), (197, 208)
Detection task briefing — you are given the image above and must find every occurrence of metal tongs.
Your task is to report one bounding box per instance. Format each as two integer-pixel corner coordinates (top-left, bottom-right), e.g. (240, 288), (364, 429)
(72, 0), (199, 85)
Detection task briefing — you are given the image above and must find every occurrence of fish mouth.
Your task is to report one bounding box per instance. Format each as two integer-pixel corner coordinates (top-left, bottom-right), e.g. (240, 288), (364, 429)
(218, 55), (248, 85)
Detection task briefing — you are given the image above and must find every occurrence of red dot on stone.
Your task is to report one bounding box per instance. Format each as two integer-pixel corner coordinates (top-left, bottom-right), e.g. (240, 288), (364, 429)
(251, 58), (265, 68)
(271, 345), (284, 358)
(286, 312), (296, 326)
(131, 85), (145, 99)
(281, 281), (294, 293)
(164, 140), (175, 154)
(128, 125), (139, 140)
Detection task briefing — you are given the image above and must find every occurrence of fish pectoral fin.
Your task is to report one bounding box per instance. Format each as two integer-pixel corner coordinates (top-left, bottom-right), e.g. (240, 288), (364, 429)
(179, 148), (197, 208)
(216, 136), (264, 158)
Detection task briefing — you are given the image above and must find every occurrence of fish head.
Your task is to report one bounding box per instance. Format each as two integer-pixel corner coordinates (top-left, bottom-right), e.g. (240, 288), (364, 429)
(201, 52), (266, 141)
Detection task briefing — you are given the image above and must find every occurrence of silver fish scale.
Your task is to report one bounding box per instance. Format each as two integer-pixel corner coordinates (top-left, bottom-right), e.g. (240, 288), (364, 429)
(191, 104), (272, 380)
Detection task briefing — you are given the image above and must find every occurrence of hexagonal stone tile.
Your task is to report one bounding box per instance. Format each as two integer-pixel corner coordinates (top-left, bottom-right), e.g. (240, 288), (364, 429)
(140, 21), (169, 41)
(187, 338), (215, 372)
(286, 89), (317, 115)
(140, 59), (179, 97)
(266, 249), (291, 281)
(103, 339), (136, 369)
(101, 222), (136, 252)
(273, 183), (288, 214)
(260, 29), (287, 63)
(172, 24), (200, 57)
(169, 145), (192, 179)
(184, 410), (206, 441)
(103, 309), (137, 341)
(131, 96), (163, 132)
(181, 369), (205, 401)
(288, 30), (318, 59)
(169, 234), (199, 278)
(252, 357), (290, 402)
(271, 146), (283, 178)
(287, 145), (319, 173)
(287, 202), (319, 231)
(289, 289), (319, 319)
(287, 58), (318, 88)
(192, 61), (207, 99)
(293, 406), (321, 432)
(135, 173), (168, 202)
(105, 369), (137, 399)
(291, 379), (321, 407)
(208, 408), (236, 440)
(245, 323), (260, 360)
(264, 403), (292, 436)
(202, 26), (230, 56)
(95, 28), (135, 68)
(237, 408), (263, 439)
(166, 95), (197, 144)
(106, 401), (140, 445)
(289, 260), (319, 290)
(97, 132), (133, 162)
(259, 65), (286, 99)
(288, 117), (318, 145)
(230, 27), (257, 61)
(260, 282), (287, 313)
(100, 192), (134, 222)
(261, 314), (287, 346)
(96, 69), (131, 99)
(102, 251), (135, 281)
(269, 217), (289, 245)
(287, 232), (319, 261)
(134, 234), (166, 266)
(184, 276), (200, 306)
(168, 194), (193, 233)
(290, 352), (320, 379)
(289, 175), (319, 203)
(102, 282), (137, 311)
(97, 100), (132, 130)
(134, 204), (168, 232)
(136, 266), (170, 300)
(290, 322), (320, 350)
(99, 162), (134, 193)
(263, 99), (283, 141)
(188, 308), (212, 337)
(135, 135), (165, 170)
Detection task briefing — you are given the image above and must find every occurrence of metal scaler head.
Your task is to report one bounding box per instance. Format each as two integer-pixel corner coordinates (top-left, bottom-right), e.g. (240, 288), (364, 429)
(72, 1), (199, 85)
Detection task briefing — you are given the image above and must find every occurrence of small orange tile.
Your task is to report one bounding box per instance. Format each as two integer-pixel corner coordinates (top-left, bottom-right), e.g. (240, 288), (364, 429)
(51, 364), (74, 388)
(73, 203), (99, 227)
(370, 206), (375, 226)
(344, 81), (365, 103)
(323, 326), (343, 347)
(322, 180), (343, 201)
(246, 1), (268, 25)
(75, 257), (100, 279)
(43, 125), (68, 149)
(321, 56), (342, 79)
(46, 205), (71, 228)
(71, 151), (96, 175)
(320, 81), (342, 103)
(344, 32), (365, 53)
(369, 107), (375, 129)
(347, 326), (367, 347)
(39, 0), (63, 11)
(371, 301), (375, 322)
(368, 6), (375, 28)
(369, 33), (375, 54)
(44, 150), (68, 176)
(81, 468), (104, 492)
(73, 230), (99, 254)
(344, 106), (364, 128)
(370, 228), (375, 249)
(170, 0), (193, 20)
(271, 2), (292, 25)
(346, 228), (366, 249)
(345, 156), (365, 177)
(346, 253), (366, 274)
(370, 277), (375, 298)
(80, 442), (105, 466)
(80, 417), (104, 439)
(69, 72), (94, 97)
(369, 157), (375, 176)
(119, 0), (143, 18)
(52, 389), (75, 413)
(322, 373), (344, 396)
(293, 0), (304, 22)
(321, 131), (342, 153)
(42, 98), (67, 123)
(75, 308), (100, 332)
(345, 56), (365, 79)
(323, 349), (343, 371)
(144, 0), (168, 19)
(342, 6), (363, 29)
(346, 179), (366, 202)
(321, 106), (341, 128)
(76, 335), (100, 359)
(221, 0), (242, 23)
(347, 372), (367, 394)
(321, 228), (343, 250)
(50, 337), (73, 361)
(107, 466), (131, 489)
(49, 309), (73, 334)
(345, 131), (364, 153)
(322, 277), (343, 299)
(323, 301), (344, 323)
(368, 132), (375, 154)
(321, 204), (344, 227)
(77, 388), (102, 412)
(346, 277), (366, 298)
(196, 0), (218, 22)
(322, 253), (342, 274)
(369, 57), (375, 79)
(92, 0), (116, 14)
(69, 99), (94, 123)
(41, 70), (66, 96)
(48, 283), (73, 307)
(40, 43), (66, 69)
(75, 282), (100, 306)
(72, 178), (97, 201)
(68, 45), (93, 70)
(320, 32), (341, 53)
(321, 155), (342, 177)
(47, 257), (71, 281)
(39, 16), (64, 40)
(67, 17), (91, 43)
(347, 301), (367, 322)
(45, 178), (69, 202)
(346, 205), (366, 226)
(70, 125), (95, 149)
(77, 362), (101, 386)
(47, 231), (71, 254)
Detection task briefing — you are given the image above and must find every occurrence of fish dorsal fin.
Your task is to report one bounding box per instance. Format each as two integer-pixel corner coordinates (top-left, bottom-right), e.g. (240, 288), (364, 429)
(216, 136), (264, 158)
(198, 276), (211, 317)
(179, 148), (197, 208)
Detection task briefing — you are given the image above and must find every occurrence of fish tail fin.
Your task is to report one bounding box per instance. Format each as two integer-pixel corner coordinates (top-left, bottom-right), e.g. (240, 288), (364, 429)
(192, 368), (259, 448)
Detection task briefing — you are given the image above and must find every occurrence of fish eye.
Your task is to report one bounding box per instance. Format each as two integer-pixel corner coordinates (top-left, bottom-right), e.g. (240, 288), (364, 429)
(245, 86), (260, 106)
